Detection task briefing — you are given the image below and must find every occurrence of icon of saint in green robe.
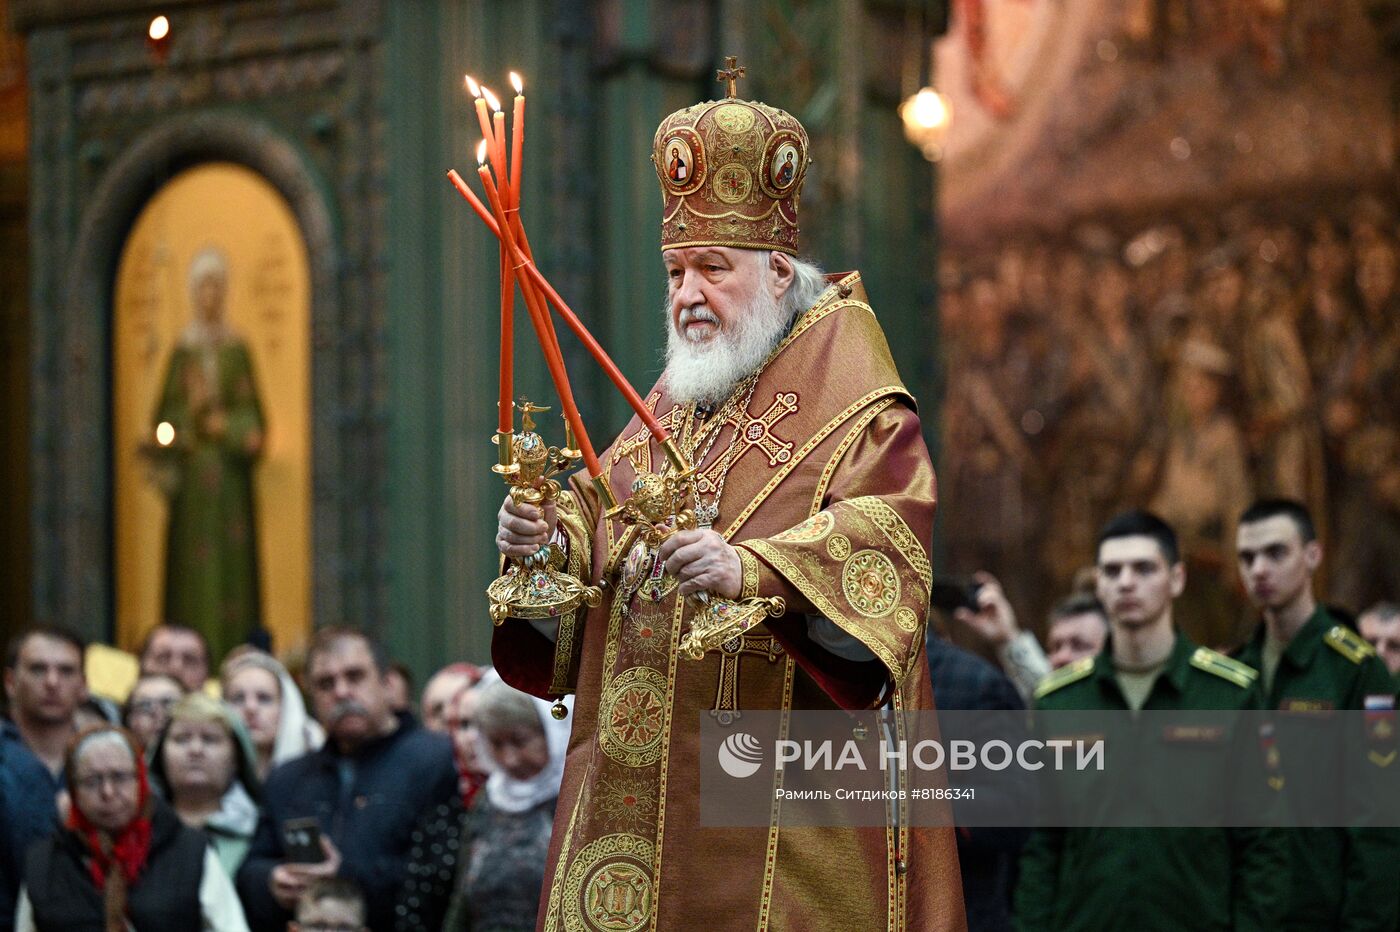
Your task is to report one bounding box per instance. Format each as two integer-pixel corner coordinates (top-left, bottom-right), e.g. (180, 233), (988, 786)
(150, 247), (265, 663)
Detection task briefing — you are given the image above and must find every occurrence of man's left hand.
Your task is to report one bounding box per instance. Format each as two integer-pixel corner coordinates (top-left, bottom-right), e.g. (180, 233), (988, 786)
(658, 529), (742, 599)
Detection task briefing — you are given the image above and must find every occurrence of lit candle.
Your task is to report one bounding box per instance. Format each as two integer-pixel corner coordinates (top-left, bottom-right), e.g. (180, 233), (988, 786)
(482, 87), (508, 198)
(509, 72), (525, 212)
(155, 421), (176, 447)
(449, 78), (668, 445)
(465, 76), (504, 185)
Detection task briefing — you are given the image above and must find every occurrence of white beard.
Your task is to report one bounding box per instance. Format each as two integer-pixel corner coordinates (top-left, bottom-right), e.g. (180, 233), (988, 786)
(664, 287), (790, 407)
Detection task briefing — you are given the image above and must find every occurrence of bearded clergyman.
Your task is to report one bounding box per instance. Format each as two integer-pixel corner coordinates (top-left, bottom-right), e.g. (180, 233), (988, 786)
(493, 62), (966, 931)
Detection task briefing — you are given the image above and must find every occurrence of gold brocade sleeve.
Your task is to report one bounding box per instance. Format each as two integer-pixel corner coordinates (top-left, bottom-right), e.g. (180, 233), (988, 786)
(736, 404), (935, 707)
(490, 487), (596, 699)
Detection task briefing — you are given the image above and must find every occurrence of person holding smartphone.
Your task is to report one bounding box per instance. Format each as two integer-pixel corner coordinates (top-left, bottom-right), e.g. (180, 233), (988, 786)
(235, 629), (456, 932)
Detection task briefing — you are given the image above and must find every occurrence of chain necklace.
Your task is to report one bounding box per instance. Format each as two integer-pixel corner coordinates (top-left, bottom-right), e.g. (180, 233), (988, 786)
(676, 372), (761, 529)
(616, 374), (761, 615)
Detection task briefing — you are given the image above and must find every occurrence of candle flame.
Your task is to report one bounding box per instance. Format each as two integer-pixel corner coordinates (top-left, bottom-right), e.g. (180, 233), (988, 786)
(476, 139), (488, 166)
(482, 87), (501, 113)
(510, 71), (523, 94)
(464, 74), (481, 98)
(155, 421), (176, 447)
(148, 15), (170, 41)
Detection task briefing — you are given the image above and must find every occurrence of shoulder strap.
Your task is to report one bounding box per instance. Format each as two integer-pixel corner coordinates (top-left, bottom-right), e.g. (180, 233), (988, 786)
(1189, 646), (1259, 689)
(1033, 656), (1095, 700)
(1324, 625), (1377, 665)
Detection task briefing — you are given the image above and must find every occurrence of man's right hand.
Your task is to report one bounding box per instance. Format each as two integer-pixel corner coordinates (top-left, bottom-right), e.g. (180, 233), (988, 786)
(953, 571), (1020, 647)
(269, 835), (344, 910)
(497, 495), (558, 557)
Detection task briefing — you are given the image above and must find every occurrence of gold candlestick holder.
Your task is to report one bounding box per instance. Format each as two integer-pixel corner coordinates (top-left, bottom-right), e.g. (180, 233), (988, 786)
(487, 399), (602, 624)
(613, 443), (784, 660)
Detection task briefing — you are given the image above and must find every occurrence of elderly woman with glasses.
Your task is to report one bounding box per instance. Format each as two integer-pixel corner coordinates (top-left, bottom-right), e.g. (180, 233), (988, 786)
(14, 724), (249, 932)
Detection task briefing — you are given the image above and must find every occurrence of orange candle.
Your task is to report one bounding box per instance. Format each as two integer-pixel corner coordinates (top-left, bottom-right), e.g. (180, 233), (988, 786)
(447, 168), (567, 415)
(509, 72), (525, 212)
(484, 88), (507, 198)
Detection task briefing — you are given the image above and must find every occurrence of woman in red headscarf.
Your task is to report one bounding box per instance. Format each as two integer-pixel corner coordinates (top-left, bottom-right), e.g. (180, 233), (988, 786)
(14, 724), (249, 932)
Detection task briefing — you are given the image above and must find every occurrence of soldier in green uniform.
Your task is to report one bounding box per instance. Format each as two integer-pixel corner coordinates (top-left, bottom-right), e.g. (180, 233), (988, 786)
(1233, 498), (1399, 931)
(1015, 510), (1288, 932)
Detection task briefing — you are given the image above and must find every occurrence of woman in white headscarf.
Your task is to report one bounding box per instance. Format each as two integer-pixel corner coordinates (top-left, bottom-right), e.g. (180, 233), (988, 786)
(442, 674), (571, 932)
(219, 648), (323, 779)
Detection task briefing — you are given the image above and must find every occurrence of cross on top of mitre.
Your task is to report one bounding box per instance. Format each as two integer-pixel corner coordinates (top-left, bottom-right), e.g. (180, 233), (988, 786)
(716, 56), (746, 98)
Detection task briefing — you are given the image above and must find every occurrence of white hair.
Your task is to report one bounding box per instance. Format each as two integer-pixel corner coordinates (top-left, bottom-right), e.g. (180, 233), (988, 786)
(474, 679), (546, 738)
(778, 253), (829, 321)
(72, 729), (137, 771)
(663, 251), (829, 407)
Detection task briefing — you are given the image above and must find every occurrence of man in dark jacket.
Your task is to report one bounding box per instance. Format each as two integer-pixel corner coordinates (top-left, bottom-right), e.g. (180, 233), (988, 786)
(236, 628), (457, 932)
(927, 631), (1028, 932)
(0, 720), (56, 932)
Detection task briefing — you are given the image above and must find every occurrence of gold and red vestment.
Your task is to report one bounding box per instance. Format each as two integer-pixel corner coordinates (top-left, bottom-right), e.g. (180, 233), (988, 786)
(494, 272), (966, 931)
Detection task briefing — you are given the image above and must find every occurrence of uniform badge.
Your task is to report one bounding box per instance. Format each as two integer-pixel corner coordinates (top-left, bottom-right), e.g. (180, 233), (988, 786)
(1364, 694), (1397, 765)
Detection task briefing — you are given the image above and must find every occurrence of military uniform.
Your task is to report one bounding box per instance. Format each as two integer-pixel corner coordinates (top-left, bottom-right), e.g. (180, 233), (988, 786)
(1235, 606), (1400, 931)
(1013, 632), (1288, 932)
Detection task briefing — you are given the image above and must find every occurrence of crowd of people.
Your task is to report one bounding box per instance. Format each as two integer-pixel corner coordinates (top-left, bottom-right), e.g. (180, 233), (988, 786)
(2, 494), (1398, 931)
(0, 621), (568, 932)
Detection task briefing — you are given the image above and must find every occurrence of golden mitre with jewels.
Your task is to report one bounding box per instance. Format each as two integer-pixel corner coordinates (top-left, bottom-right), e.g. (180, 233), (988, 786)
(652, 57), (810, 256)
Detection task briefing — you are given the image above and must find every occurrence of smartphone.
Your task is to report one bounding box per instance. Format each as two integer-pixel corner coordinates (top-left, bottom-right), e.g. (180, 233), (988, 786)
(929, 577), (983, 613)
(280, 817), (326, 864)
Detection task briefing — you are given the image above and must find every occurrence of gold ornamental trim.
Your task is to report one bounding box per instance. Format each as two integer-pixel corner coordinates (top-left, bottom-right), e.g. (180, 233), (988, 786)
(755, 653), (798, 930)
(849, 497), (933, 590)
(810, 399), (899, 516)
(657, 237), (797, 256)
(560, 833), (656, 932)
(737, 546), (762, 600)
(745, 539), (906, 684)
(842, 549), (902, 619)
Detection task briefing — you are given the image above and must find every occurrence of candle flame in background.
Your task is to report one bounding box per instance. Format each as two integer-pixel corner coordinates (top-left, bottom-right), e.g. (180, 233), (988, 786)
(148, 15), (170, 41)
(510, 72), (523, 95)
(476, 139), (488, 166)
(900, 87), (952, 162)
(906, 88), (950, 130)
(465, 74), (481, 98)
(155, 422), (176, 447)
(482, 87), (501, 113)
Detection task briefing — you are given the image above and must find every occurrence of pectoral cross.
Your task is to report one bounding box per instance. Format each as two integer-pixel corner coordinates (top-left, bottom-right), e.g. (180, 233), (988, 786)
(740, 392), (799, 466)
(716, 56), (746, 99)
(695, 391), (801, 488)
(710, 633), (783, 726)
